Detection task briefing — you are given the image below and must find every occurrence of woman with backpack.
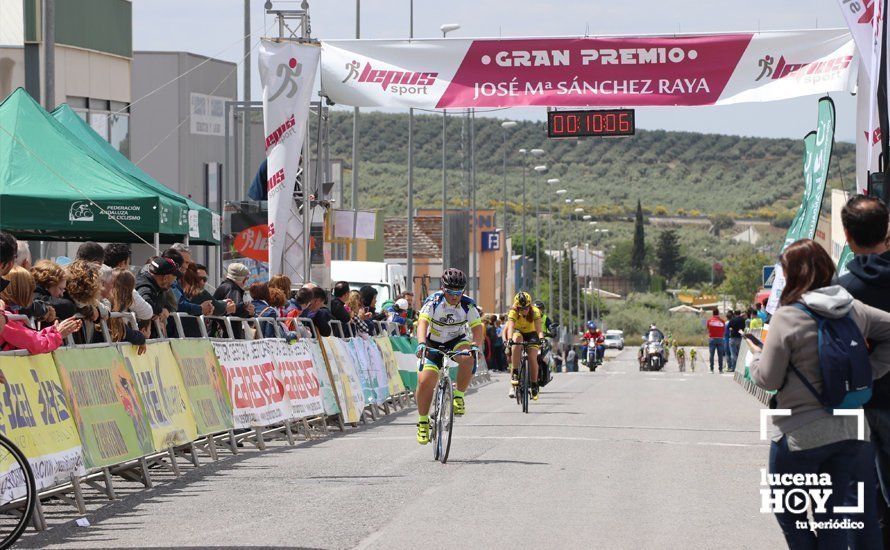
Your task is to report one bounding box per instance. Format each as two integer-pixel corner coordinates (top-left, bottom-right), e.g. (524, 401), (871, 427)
(752, 239), (890, 548)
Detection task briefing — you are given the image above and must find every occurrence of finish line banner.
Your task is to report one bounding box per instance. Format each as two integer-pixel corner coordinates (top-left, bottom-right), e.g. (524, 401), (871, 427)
(320, 29), (855, 108)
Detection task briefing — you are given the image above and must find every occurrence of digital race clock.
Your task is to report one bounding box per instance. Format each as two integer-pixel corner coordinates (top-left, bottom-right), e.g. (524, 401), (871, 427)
(547, 109), (635, 138)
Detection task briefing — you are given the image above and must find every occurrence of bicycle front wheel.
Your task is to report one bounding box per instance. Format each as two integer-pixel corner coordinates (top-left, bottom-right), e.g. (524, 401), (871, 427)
(0, 434), (36, 549)
(521, 357), (530, 414)
(439, 381), (454, 464)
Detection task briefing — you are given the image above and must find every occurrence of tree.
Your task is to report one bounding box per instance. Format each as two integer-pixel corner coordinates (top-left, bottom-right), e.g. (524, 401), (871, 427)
(709, 213), (735, 236)
(631, 199), (649, 290)
(678, 257), (711, 287)
(720, 251), (771, 304)
(656, 230), (683, 281)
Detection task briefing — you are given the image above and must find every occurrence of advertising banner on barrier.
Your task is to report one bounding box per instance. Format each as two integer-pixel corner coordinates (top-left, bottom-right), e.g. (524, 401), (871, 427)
(53, 347), (153, 469)
(389, 337), (422, 390)
(374, 337), (407, 395)
(358, 339), (390, 404)
(344, 339), (377, 405)
(259, 39), (321, 280)
(321, 30), (854, 109)
(169, 340), (234, 436)
(265, 340), (325, 419)
(211, 340), (288, 429)
(122, 344), (198, 449)
(0, 354), (85, 499)
(321, 338), (366, 423)
(306, 341), (340, 416)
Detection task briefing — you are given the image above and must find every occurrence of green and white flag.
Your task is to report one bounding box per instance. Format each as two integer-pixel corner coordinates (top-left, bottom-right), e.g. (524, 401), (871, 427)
(837, 244), (855, 277)
(766, 97), (835, 313)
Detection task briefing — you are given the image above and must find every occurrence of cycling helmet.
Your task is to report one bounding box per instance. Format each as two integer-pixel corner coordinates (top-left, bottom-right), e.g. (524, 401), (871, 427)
(534, 300), (545, 309)
(513, 291), (532, 308)
(441, 268), (467, 290)
(587, 321), (596, 329)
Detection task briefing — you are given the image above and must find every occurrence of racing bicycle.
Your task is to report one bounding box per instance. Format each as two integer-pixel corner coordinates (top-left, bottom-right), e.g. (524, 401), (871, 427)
(509, 339), (539, 414)
(0, 432), (36, 549)
(419, 347), (478, 464)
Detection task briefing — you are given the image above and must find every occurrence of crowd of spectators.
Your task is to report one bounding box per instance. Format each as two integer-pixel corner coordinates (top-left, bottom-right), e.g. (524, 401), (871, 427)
(0, 231), (418, 357)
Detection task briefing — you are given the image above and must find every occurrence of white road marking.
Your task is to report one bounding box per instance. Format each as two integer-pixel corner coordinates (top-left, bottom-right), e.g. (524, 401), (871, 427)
(333, 435), (766, 448)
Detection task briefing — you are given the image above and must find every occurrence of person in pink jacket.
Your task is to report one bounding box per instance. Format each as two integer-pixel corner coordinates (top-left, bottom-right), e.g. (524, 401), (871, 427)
(0, 266), (81, 355)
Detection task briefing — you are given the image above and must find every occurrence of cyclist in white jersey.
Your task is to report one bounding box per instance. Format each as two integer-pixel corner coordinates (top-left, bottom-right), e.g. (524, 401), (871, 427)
(414, 268), (484, 445)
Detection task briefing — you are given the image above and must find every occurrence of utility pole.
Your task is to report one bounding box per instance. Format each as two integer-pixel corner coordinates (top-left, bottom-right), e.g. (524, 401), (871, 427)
(351, 0), (360, 260)
(243, 0), (251, 195)
(406, 0), (414, 292)
(442, 110), (448, 269)
(470, 108), (477, 298)
(44, 0), (55, 110)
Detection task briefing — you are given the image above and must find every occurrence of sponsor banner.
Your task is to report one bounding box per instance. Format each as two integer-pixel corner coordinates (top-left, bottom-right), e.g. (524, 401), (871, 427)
(53, 347), (153, 470)
(211, 340), (288, 429)
(343, 339), (376, 405)
(169, 340), (234, 436)
(306, 341), (341, 416)
(389, 336), (422, 390)
(265, 340), (325, 419)
(0, 354), (85, 500)
(374, 336), (408, 395)
(122, 344), (198, 449)
(320, 338), (366, 424)
(259, 40), (321, 280)
(320, 30), (854, 109)
(767, 97), (835, 314)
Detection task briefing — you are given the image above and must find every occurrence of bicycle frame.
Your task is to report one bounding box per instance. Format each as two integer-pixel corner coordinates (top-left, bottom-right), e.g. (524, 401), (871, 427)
(419, 346), (477, 464)
(509, 340), (538, 413)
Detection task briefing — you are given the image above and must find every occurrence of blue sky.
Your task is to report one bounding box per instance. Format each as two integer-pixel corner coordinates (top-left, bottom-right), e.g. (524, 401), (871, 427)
(133, 0), (857, 141)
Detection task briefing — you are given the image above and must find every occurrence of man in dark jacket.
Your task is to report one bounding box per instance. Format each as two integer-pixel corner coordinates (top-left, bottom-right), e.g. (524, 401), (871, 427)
(304, 286), (332, 337)
(726, 310), (746, 373)
(135, 257), (179, 338)
(213, 263), (254, 339)
(161, 248), (213, 336)
(839, 194), (890, 546)
(329, 281), (352, 337)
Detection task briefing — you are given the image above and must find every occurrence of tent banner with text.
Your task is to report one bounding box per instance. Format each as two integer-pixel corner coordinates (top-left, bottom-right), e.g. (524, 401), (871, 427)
(321, 29), (855, 109)
(0, 354), (85, 500)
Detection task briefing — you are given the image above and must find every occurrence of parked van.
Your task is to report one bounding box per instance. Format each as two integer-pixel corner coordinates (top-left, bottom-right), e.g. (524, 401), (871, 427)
(329, 261), (407, 305)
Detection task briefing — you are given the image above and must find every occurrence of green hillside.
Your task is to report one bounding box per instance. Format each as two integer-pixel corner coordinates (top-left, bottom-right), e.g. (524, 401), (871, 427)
(325, 110), (856, 223)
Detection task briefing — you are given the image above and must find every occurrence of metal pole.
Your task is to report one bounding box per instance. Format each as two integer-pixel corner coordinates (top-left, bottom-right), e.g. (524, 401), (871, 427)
(242, 0), (251, 194)
(222, 102), (230, 280)
(442, 109), (448, 269)
(351, 0), (360, 260)
(548, 193), (553, 313)
(303, 122), (311, 283)
(521, 158), (527, 290)
(501, 128), (508, 312)
(406, 1), (414, 293)
(559, 245), (564, 337)
(577, 241), (583, 329)
(470, 108), (476, 298)
(43, 0), (55, 110)
(568, 244), (574, 337)
(153, 233), (160, 255)
(535, 186), (540, 295)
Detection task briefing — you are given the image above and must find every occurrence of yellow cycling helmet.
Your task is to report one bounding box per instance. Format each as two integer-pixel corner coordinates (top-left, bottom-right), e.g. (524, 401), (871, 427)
(513, 291), (532, 308)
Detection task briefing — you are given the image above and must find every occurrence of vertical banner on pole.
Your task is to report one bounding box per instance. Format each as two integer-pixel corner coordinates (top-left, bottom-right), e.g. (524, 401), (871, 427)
(259, 39), (321, 280)
(765, 97), (835, 313)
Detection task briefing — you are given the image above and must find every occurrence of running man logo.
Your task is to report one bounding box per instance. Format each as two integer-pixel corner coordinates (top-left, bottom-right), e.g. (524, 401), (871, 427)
(755, 54), (853, 82)
(343, 60), (438, 96)
(268, 58), (302, 102)
(69, 201), (94, 222)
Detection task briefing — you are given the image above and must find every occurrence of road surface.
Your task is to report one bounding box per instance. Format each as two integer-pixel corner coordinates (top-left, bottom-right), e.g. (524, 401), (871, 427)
(19, 349), (783, 549)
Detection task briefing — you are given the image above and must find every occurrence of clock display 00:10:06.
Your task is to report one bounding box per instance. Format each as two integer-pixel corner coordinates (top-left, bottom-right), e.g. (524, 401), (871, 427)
(547, 109), (635, 138)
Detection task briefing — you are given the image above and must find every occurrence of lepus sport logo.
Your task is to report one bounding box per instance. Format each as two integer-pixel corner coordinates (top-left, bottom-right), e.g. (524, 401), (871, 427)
(269, 57), (301, 102)
(69, 201), (94, 222)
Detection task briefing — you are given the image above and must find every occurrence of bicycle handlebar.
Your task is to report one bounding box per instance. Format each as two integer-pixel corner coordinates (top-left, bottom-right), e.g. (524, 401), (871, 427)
(507, 339), (540, 347)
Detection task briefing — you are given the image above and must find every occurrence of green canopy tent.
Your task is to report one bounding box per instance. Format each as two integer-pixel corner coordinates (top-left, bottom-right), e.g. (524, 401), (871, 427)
(0, 88), (191, 244)
(52, 103), (219, 245)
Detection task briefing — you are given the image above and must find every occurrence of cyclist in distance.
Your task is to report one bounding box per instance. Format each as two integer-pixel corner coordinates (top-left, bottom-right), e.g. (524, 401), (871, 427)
(414, 268), (484, 445)
(504, 292), (545, 400)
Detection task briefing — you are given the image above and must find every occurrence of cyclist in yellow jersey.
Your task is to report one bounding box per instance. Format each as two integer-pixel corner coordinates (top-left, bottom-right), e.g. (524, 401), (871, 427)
(503, 292), (545, 400)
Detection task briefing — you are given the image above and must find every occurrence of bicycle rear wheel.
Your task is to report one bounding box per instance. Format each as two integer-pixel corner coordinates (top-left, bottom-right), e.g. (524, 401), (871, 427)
(521, 357), (530, 414)
(438, 381), (454, 464)
(0, 434), (36, 549)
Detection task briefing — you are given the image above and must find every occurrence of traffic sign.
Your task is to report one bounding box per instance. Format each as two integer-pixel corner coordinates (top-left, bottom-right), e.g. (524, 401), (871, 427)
(762, 265), (775, 288)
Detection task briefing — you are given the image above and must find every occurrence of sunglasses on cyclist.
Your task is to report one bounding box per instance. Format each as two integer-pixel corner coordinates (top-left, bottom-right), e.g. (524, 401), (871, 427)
(443, 288), (464, 297)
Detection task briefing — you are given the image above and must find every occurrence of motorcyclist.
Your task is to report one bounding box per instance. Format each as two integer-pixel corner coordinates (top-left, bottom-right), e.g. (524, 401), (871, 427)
(582, 321), (605, 368)
(534, 300), (554, 376)
(638, 323), (668, 366)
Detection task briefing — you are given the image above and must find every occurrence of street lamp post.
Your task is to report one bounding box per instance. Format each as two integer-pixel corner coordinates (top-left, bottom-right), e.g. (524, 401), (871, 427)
(500, 121), (517, 311)
(554, 189), (567, 338)
(439, 24), (460, 271)
(533, 164), (547, 296)
(547, 178), (559, 314)
(518, 148), (544, 291)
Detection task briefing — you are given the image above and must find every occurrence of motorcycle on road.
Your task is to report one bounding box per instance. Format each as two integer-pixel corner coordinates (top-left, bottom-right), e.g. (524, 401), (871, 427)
(638, 329), (668, 371)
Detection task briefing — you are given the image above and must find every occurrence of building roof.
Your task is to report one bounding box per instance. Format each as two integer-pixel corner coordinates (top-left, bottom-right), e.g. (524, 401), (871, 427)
(384, 217), (443, 259)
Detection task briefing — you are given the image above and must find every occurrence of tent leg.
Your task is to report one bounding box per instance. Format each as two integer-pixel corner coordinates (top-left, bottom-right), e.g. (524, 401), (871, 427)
(153, 233), (160, 255)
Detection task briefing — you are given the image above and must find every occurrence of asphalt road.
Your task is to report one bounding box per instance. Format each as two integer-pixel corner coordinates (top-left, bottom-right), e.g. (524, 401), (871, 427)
(18, 348), (784, 549)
